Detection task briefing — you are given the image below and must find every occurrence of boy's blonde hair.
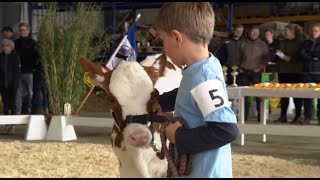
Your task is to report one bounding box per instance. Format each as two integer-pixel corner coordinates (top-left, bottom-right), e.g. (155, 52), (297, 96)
(19, 22), (30, 30)
(155, 2), (214, 46)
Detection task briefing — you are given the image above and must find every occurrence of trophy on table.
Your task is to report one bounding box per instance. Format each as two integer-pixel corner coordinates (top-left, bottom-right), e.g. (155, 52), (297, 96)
(230, 65), (238, 87)
(222, 66), (228, 86)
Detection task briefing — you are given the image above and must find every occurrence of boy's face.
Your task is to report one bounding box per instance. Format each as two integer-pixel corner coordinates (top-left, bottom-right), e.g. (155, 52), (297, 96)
(265, 31), (273, 40)
(2, 45), (13, 55)
(3, 31), (13, 39)
(157, 29), (183, 66)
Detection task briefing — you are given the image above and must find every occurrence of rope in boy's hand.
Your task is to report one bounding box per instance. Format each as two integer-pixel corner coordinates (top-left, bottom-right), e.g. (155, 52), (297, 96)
(159, 117), (192, 178)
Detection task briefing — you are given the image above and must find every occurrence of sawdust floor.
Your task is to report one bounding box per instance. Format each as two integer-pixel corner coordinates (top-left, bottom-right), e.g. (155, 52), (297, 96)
(0, 125), (320, 178)
(0, 93), (320, 177)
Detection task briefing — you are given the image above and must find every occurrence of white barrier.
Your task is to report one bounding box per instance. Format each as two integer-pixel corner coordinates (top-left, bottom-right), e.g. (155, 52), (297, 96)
(227, 87), (320, 146)
(0, 115), (47, 140)
(46, 115), (114, 141)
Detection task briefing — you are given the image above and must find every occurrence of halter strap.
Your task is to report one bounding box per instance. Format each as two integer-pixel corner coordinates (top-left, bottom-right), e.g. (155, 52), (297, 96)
(124, 114), (167, 125)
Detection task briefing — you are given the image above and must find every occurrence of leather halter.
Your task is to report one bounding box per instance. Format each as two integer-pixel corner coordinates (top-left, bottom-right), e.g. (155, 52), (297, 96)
(112, 112), (167, 152)
(109, 87), (167, 153)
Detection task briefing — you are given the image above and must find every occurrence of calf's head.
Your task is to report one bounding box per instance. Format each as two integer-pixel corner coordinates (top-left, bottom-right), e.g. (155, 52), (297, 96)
(80, 57), (162, 149)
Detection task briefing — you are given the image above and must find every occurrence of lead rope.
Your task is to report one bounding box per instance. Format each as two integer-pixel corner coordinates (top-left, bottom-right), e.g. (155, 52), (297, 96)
(159, 117), (192, 178)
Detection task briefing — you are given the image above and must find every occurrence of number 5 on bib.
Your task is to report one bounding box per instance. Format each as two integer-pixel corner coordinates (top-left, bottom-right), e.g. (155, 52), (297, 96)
(191, 79), (230, 118)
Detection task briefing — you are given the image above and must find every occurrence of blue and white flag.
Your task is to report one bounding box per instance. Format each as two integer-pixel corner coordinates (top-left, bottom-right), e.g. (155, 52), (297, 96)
(104, 14), (140, 71)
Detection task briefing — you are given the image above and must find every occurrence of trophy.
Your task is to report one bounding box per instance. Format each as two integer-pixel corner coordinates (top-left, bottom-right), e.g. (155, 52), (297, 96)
(222, 66), (228, 86)
(230, 65), (238, 87)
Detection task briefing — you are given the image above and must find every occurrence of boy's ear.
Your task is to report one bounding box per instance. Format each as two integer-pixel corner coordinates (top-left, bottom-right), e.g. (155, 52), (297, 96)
(171, 30), (183, 47)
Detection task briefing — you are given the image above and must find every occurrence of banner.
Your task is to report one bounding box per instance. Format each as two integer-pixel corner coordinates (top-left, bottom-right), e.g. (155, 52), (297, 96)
(104, 14), (141, 71)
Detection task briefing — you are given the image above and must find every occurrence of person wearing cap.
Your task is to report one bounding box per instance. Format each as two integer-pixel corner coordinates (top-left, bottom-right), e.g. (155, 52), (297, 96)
(0, 39), (21, 135)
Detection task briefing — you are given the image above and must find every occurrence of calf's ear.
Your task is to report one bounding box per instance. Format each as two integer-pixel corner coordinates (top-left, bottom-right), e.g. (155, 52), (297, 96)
(79, 56), (112, 91)
(142, 66), (159, 86)
(80, 56), (104, 76)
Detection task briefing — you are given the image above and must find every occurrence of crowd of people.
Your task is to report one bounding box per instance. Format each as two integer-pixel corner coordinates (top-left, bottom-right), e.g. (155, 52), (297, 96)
(0, 22), (48, 135)
(1, 21), (320, 132)
(0, 3), (318, 178)
(215, 22), (320, 125)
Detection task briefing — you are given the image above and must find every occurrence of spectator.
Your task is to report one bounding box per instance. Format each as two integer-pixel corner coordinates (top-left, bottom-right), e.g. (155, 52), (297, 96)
(215, 24), (244, 86)
(299, 23), (320, 125)
(273, 23), (305, 124)
(31, 56), (48, 115)
(236, 25), (269, 122)
(0, 39), (21, 135)
(264, 28), (280, 81)
(14, 22), (38, 115)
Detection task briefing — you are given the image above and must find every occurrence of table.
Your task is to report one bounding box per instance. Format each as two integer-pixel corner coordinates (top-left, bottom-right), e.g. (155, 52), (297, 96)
(227, 87), (320, 146)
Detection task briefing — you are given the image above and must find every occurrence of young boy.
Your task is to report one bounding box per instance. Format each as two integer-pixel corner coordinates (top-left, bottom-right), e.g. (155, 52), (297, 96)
(0, 39), (21, 134)
(154, 3), (239, 178)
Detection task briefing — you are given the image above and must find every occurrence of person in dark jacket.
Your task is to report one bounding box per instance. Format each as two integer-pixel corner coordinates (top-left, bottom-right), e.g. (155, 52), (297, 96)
(31, 57), (48, 115)
(264, 28), (280, 81)
(14, 22), (38, 115)
(273, 23), (305, 124)
(0, 39), (21, 134)
(215, 24), (244, 86)
(236, 25), (269, 122)
(299, 23), (320, 125)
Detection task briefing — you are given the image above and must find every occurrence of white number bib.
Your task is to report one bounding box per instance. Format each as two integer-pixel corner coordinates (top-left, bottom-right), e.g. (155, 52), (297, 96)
(191, 79), (229, 118)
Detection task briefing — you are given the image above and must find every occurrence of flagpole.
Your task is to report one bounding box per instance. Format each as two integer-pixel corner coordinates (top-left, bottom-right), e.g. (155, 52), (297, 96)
(127, 13), (141, 54)
(105, 14), (141, 70)
(129, 13), (141, 33)
(106, 34), (129, 68)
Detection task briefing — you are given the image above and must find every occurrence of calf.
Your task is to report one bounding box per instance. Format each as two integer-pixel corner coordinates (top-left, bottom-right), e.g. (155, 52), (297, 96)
(140, 53), (183, 95)
(80, 54), (182, 178)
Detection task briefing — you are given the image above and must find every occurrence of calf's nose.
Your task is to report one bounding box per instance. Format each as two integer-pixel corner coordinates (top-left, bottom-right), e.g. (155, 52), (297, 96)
(128, 130), (149, 147)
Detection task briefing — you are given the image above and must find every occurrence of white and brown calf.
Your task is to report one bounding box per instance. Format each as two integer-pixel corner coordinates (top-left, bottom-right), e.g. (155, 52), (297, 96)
(80, 54), (182, 178)
(140, 53), (183, 95)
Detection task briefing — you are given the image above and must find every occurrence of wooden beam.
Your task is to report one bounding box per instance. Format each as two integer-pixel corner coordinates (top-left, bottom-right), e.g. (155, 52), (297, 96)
(216, 14), (320, 26)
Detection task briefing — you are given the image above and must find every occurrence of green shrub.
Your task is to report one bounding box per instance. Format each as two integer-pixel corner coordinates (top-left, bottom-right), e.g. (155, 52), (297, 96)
(37, 2), (106, 114)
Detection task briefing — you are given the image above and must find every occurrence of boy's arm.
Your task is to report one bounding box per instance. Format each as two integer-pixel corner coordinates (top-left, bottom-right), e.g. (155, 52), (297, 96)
(174, 121), (239, 154)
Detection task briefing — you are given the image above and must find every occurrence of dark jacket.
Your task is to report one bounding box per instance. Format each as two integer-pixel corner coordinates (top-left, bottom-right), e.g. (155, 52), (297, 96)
(266, 39), (280, 62)
(275, 37), (304, 74)
(14, 37), (39, 73)
(237, 37), (269, 71)
(0, 51), (21, 90)
(215, 35), (242, 67)
(299, 38), (320, 74)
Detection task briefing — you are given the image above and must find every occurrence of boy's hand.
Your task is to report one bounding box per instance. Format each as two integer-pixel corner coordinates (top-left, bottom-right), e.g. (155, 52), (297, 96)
(165, 120), (183, 144)
(282, 56), (291, 62)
